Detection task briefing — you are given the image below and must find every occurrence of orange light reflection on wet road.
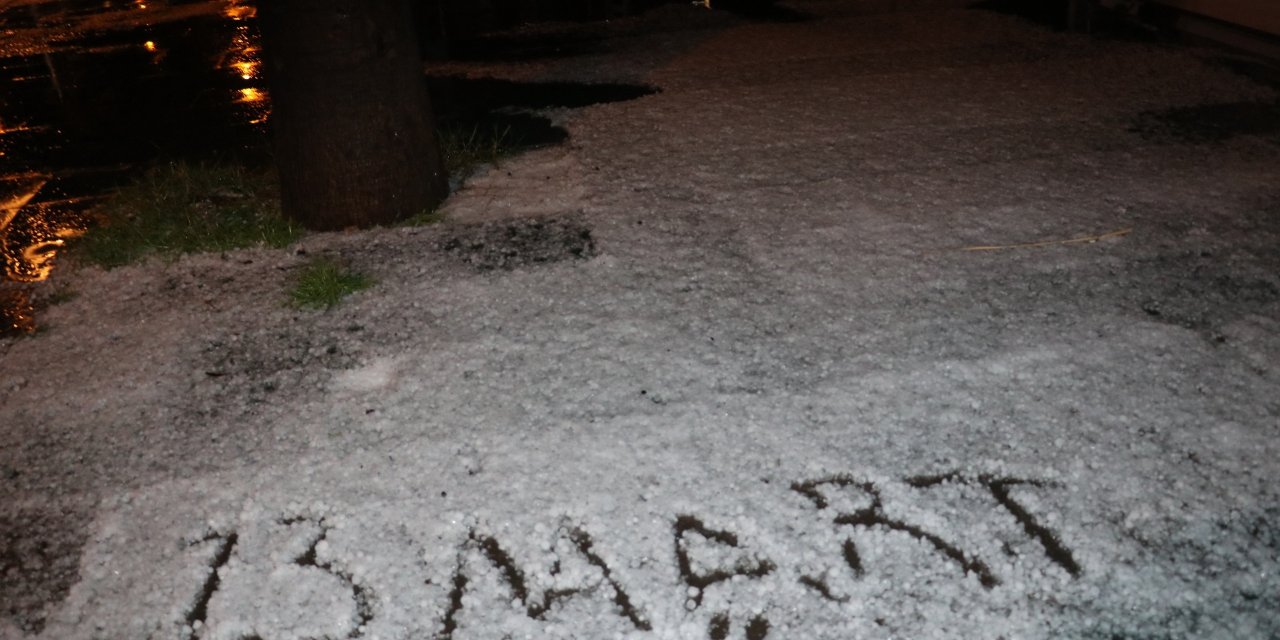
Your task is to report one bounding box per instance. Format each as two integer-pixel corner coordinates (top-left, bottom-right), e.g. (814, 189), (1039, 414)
(2, 179), (85, 283)
(223, 2), (256, 21)
(224, 4), (269, 122)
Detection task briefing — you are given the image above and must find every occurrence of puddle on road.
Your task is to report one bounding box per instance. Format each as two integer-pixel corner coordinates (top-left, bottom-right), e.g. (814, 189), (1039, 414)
(2, 4), (269, 167)
(1, 0), (269, 336)
(0, 287), (37, 336)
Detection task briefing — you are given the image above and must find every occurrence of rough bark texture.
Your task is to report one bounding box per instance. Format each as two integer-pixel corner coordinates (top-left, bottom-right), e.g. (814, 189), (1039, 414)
(259, 0), (448, 230)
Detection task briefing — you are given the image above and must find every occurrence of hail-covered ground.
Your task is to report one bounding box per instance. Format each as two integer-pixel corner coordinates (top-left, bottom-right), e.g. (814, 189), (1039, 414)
(3, 1), (1279, 638)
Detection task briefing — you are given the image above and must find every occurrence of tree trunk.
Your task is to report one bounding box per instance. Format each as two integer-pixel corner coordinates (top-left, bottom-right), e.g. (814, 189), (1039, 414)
(258, 0), (448, 230)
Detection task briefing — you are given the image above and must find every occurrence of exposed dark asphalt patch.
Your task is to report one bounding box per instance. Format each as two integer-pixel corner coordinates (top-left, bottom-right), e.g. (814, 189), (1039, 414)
(439, 216), (598, 271)
(0, 506), (90, 633)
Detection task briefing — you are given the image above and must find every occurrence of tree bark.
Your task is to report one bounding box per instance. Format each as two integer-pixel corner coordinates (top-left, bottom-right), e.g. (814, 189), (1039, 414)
(258, 0), (448, 230)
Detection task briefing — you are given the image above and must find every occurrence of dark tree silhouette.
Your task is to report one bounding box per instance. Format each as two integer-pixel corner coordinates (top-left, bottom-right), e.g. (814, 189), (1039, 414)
(258, 0), (448, 230)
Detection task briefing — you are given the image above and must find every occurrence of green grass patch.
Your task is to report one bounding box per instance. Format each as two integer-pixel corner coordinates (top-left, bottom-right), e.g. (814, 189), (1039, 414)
(439, 122), (516, 177)
(77, 162), (300, 268)
(289, 258), (373, 310)
(401, 207), (447, 227)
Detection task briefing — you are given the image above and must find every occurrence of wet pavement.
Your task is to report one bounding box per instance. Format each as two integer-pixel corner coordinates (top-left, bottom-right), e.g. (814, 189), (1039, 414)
(0, 0), (268, 334)
(0, 0), (782, 336)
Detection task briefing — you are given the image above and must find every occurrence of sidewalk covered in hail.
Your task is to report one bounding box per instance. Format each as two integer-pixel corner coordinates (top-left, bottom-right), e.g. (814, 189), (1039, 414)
(2, 1), (1278, 638)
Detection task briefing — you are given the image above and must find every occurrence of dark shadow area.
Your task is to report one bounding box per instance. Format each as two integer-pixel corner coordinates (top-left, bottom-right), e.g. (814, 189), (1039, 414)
(442, 111), (570, 159)
(0, 506), (90, 634)
(704, 0), (811, 23)
(628, 0), (809, 23)
(429, 75), (657, 112)
(970, 0), (1174, 40)
(1129, 101), (1280, 143)
(422, 0), (810, 60)
(969, 0), (1078, 30)
(1209, 55), (1280, 91)
(428, 76), (657, 170)
(1, 0), (123, 28)
(444, 31), (608, 62)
